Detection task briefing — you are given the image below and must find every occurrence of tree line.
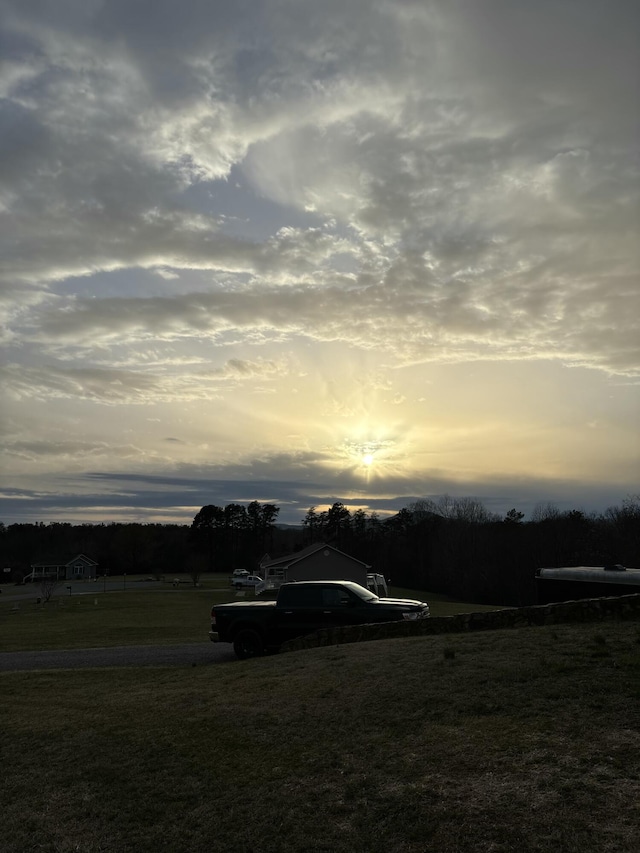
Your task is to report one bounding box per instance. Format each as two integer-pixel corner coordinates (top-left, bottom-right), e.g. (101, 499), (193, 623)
(1, 495), (638, 605)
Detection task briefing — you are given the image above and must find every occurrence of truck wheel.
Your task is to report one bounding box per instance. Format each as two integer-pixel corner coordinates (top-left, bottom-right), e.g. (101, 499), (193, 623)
(233, 629), (264, 660)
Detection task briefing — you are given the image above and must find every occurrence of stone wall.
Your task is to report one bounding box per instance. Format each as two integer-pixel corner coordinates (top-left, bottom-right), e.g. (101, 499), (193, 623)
(281, 593), (640, 654)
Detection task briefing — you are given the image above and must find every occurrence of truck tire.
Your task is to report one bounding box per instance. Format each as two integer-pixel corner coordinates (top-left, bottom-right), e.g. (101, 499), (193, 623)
(233, 629), (264, 660)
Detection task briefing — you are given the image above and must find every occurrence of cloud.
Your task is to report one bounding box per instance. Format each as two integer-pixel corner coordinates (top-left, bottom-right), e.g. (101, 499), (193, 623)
(0, 0), (638, 525)
(2, 1), (635, 374)
(0, 355), (291, 406)
(13, 268), (638, 378)
(0, 463), (633, 527)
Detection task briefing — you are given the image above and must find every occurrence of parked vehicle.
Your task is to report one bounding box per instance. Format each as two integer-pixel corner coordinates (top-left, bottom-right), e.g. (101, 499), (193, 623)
(230, 574), (263, 589)
(366, 573), (388, 596)
(535, 564), (640, 603)
(210, 580), (430, 659)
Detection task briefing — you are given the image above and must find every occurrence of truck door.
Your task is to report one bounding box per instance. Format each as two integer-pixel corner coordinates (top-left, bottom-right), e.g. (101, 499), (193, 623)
(275, 585), (335, 643)
(321, 585), (364, 628)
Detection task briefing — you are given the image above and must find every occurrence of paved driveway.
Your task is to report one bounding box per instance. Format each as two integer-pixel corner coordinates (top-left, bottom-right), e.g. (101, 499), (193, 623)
(0, 642), (236, 671)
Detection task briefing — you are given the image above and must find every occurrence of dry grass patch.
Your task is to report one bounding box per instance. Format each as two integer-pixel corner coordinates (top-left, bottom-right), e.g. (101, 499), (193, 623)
(2, 622), (640, 853)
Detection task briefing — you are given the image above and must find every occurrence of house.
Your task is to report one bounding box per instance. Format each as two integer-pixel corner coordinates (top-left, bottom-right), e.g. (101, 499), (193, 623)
(257, 543), (371, 594)
(28, 554), (99, 582)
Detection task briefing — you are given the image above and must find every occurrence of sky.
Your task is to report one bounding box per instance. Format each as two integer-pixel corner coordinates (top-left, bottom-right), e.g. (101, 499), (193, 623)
(1, 0), (638, 528)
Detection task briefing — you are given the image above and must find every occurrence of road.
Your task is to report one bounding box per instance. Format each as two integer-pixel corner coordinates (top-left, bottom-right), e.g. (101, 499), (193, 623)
(0, 642), (236, 671)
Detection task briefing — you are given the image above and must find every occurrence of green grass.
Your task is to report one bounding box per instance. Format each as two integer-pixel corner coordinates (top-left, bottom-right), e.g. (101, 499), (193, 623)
(389, 585), (503, 616)
(0, 588), (217, 652)
(0, 578), (499, 652)
(2, 621), (640, 853)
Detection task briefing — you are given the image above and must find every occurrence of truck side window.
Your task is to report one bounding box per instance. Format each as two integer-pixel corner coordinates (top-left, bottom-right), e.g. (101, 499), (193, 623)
(280, 586), (323, 607)
(299, 588), (323, 607)
(322, 588), (352, 607)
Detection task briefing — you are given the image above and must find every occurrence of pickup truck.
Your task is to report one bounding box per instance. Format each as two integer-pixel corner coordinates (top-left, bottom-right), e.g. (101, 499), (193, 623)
(209, 580), (430, 659)
(230, 574), (262, 589)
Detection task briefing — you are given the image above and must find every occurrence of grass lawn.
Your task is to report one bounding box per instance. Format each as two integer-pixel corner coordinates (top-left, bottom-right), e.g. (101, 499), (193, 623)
(0, 587), (216, 652)
(2, 620), (639, 853)
(0, 577), (500, 652)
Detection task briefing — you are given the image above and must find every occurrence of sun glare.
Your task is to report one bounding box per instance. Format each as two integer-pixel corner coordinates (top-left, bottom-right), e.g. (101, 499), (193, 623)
(334, 435), (400, 480)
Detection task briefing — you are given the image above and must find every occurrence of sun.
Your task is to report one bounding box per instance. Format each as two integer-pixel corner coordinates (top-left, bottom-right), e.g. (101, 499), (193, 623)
(335, 436), (398, 480)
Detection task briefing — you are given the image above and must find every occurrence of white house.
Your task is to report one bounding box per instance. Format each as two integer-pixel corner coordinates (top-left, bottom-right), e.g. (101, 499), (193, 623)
(29, 553), (99, 582)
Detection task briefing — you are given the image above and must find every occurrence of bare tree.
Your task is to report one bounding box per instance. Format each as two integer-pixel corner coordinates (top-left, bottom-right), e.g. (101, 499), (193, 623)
(186, 555), (206, 587)
(410, 495), (497, 523)
(531, 502), (561, 523)
(40, 576), (60, 603)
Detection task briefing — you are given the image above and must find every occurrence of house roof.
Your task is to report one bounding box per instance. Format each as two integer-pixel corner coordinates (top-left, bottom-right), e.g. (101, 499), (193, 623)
(260, 542), (371, 570)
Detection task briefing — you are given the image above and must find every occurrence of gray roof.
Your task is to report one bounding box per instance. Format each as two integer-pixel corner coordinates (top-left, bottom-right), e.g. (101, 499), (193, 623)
(260, 542), (371, 570)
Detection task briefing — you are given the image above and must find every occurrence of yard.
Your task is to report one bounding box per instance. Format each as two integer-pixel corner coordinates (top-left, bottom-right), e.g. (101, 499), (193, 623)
(2, 619), (639, 853)
(0, 574), (500, 652)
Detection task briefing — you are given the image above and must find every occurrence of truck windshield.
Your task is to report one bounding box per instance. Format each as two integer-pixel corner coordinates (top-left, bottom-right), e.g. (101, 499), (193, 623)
(341, 582), (379, 602)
